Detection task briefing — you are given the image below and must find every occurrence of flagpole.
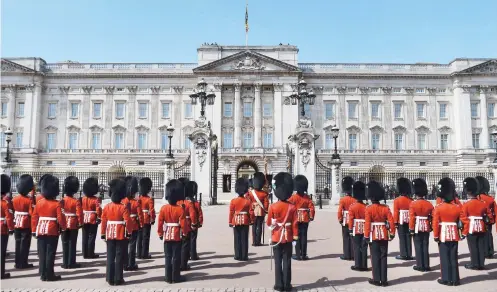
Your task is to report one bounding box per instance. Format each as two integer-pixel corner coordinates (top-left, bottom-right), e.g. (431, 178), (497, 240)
(245, 0), (248, 47)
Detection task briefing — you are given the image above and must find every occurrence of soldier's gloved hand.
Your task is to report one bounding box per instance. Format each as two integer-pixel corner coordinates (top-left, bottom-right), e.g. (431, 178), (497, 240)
(389, 234), (395, 241)
(434, 237), (440, 243)
(348, 230), (353, 237)
(32, 233), (37, 238)
(395, 223), (399, 228)
(363, 237), (370, 244)
(8, 230), (14, 235)
(151, 221), (155, 226)
(409, 229), (415, 235)
(199, 224), (202, 228)
(101, 234), (106, 240)
(229, 224), (233, 228)
(310, 218), (314, 222)
(159, 236), (163, 241)
(96, 219), (101, 225)
(460, 235), (466, 241)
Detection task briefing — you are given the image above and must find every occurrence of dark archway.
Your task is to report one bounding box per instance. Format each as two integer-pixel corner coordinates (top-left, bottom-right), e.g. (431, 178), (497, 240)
(236, 160), (259, 180)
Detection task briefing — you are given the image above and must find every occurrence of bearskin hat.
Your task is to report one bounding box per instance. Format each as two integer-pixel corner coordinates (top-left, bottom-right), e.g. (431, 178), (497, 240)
(166, 179), (184, 205)
(366, 180), (385, 202)
(412, 178), (428, 197)
(36, 174), (50, 193)
(139, 177), (152, 195)
(463, 177), (479, 195)
(1, 174), (11, 194)
(352, 181), (366, 201)
(475, 176), (490, 194)
(83, 177), (99, 197)
(273, 172), (294, 201)
(342, 176), (354, 194)
(125, 176), (139, 198)
(438, 177), (455, 203)
(16, 174), (34, 196)
(294, 175), (308, 195)
(252, 172), (266, 191)
(41, 175), (59, 200)
(178, 177), (189, 186)
(396, 177), (412, 196)
(109, 179), (126, 203)
(63, 176), (80, 197)
(185, 181), (197, 199)
(248, 178), (253, 189)
(235, 178), (249, 196)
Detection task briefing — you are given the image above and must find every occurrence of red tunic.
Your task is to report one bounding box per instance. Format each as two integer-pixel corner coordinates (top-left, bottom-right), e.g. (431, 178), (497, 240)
(266, 201), (298, 244)
(177, 199), (197, 234)
(432, 202), (461, 242)
(460, 198), (492, 236)
(348, 202), (367, 235)
(478, 193), (496, 224)
(436, 197), (462, 207)
(338, 196), (357, 226)
(121, 197), (143, 231)
(229, 197), (254, 226)
(139, 195), (155, 224)
(12, 195), (34, 229)
(393, 196), (413, 225)
(288, 193), (315, 223)
(157, 204), (186, 241)
(31, 199), (66, 236)
(408, 199), (434, 233)
(1, 197), (14, 235)
(61, 196), (83, 230)
(193, 201), (203, 227)
(82, 196), (102, 225)
(101, 202), (133, 240)
(36, 194), (44, 204)
(245, 189), (270, 217)
(364, 203), (395, 241)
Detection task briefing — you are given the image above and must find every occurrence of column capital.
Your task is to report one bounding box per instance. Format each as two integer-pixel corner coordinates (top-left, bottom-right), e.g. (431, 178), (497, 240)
(82, 86), (93, 94)
(479, 85), (490, 93)
(312, 86), (324, 94)
(172, 86), (183, 94)
(104, 86), (115, 94)
(150, 86), (161, 94)
(25, 84), (35, 92)
(359, 87), (370, 95)
(403, 87), (414, 95)
(272, 83), (283, 91)
(426, 87), (438, 95)
(336, 86), (347, 94)
(213, 82), (223, 91)
(127, 85), (138, 94)
(234, 83), (241, 91)
(58, 86), (70, 94)
(254, 82), (262, 91)
(461, 85), (472, 93)
(381, 87), (392, 95)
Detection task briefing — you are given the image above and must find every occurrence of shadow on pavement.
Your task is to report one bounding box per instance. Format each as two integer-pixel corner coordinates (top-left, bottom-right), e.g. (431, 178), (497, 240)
(308, 238), (330, 243)
(389, 271), (440, 285)
(462, 271), (497, 285)
(189, 260), (211, 267)
(311, 253), (342, 260)
(330, 276), (370, 286)
(296, 277), (333, 289)
(197, 251), (215, 256)
(460, 261), (497, 271)
(194, 260), (258, 270)
(187, 271), (259, 281)
(6, 268), (99, 280)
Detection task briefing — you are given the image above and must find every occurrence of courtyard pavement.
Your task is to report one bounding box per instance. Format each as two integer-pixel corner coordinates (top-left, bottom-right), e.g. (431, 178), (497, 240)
(1, 205), (497, 291)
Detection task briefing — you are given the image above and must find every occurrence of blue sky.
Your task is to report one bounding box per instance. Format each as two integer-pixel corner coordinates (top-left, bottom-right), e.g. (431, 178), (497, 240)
(2, 0), (496, 63)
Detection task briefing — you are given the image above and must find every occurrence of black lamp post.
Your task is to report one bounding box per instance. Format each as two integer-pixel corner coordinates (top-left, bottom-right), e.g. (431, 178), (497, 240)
(190, 78), (216, 117)
(289, 79), (316, 117)
(492, 131), (497, 163)
(4, 127), (13, 163)
(331, 125), (340, 160)
(166, 123), (174, 158)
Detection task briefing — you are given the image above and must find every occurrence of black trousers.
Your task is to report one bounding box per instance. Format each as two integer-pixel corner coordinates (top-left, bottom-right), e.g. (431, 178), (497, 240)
(180, 233), (191, 269)
(352, 234), (368, 269)
(273, 241), (292, 290)
(294, 223), (309, 259)
(106, 240), (126, 284)
(127, 231), (138, 268)
(190, 229), (199, 260)
(137, 224), (151, 258)
(38, 235), (59, 280)
(439, 241), (459, 283)
(413, 232), (430, 269)
(164, 241), (182, 282)
(61, 229), (79, 267)
(82, 224), (98, 258)
(233, 225), (249, 260)
(484, 227), (494, 257)
(252, 216), (264, 245)
(14, 228), (31, 268)
(467, 233), (486, 268)
(397, 223), (412, 258)
(341, 226), (353, 259)
(370, 240), (388, 283)
(1, 234), (8, 277)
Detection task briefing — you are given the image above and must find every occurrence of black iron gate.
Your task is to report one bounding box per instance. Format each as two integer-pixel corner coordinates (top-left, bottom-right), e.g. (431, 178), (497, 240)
(286, 143), (295, 177)
(211, 144), (219, 205)
(174, 154), (191, 179)
(315, 154), (332, 199)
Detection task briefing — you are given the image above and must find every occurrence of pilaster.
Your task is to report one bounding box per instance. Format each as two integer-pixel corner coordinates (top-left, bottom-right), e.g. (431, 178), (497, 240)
(103, 86), (113, 148)
(359, 87), (370, 149)
(173, 86), (182, 150)
(453, 81), (473, 150)
(254, 83), (262, 147)
(234, 83), (241, 148)
(6, 85), (16, 131)
(81, 85), (92, 149)
(427, 88), (438, 150)
(30, 83), (43, 149)
(162, 156), (176, 202)
(480, 86), (489, 149)
(126, 86), (136, 148)
(330, 160), (343, 205)
(212, 83), (222, 139)
(382, 87), (393, 150)
(273, 83), (283, 147)
(405, 87), (415, 149)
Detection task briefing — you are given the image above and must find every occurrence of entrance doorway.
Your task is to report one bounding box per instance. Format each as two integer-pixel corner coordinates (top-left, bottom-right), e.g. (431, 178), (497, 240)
(236, 160), (259, 180)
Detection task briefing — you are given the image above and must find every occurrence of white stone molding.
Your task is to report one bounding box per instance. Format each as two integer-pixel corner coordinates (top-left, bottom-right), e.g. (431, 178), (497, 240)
(297, 116), (313, 129)
(232, 55), (265, 70)
(112, 125), (126, 132)
(58, 86), (70, 94)
(25, 84), (35, 92)
(393, 125), (407, 134)
(104, 86), (115, 94)
(370, 125), (384, 134)
(472, 127), (482, 134)
(241, 95), (254, 101)
(89, 125), (104, 132)
(347, 125), (361, 134)
(403, 87), (414, 95)
(192, 134), (208, 169)
(283, 97), (291, 105)
(234, 83), (241, 91)
(172, 86), (183, 94)
(381, 87), (392, 94)
(150, 86), (161, 94)
(135, 125), (150, 132)
(489, 125), (497, 133)
(213, 83), (222, 91)
(82, 86), (92, 94)
(336, 86), (347, 94)
(479, 85), (490, 93)
(415, 125), (431, 134)
(359, 87), (370, 94)
(312, 86), (324, 94)
(254, 82), (261, 91)
(6, 84), (17, 93)
(66, 125), (81, 132)
(462, 85), (471, 93)
(438, 126), (452, 134)
(127, 85), (138, 94)
(426, 87), (437, 95)
(272, 83), (283, 91)
(45, 125), (58, 132)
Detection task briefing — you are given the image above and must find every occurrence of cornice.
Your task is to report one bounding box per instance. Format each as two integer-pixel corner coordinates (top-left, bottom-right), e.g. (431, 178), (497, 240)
(302, 73), (451, 80)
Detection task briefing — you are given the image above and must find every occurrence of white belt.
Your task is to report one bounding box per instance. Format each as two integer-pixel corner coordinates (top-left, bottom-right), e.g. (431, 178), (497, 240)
(469, 216), (483, 234)
(39, 217), (57, 221)
(370, 222), (386, 242)
(0, 218), (5, 221)
(83, 211), (96, 214)
(353, 219), (365, 236)
(65, 213), (77, 217)
(186, 216), (190, 219)
(14, 211), (29, 216)
(415, 216), (428, 234)
(342, 211), (349, 226)
(165, 223), (180, 227)
(107, 221), (125, 225)
(142, 210), (150, 213)
(36, 217), (57, 236)
(399, 210), (409, 224)
(298, 208), (309, 211)
(440, 222), (457, 243)
(237, 212), (248, 215)
(130, 214), (137, 218)
(269, 222), (292, 248)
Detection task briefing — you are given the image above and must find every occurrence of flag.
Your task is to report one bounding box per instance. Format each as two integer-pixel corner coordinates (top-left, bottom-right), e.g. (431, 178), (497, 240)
(245, 4), (249, 33)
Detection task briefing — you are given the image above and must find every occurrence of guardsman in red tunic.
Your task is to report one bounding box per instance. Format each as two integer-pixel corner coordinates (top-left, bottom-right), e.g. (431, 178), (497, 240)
(61, 176), (83, 269)
(137, 177), (155, 259)
(229, 178), (254, 261)
(12, 174), (35, 269)
(348, 181), (368, 271)
(177, 178), (198, 271)
(158, 179), (187, 284)
(1, 174), (15, 279)
(122, 177), (143, 271)
(409, 178), (434, 272)
(246, 172), (270, 246)
(81, 177), (101, 259)
(460, 177), (493, 270)
(288, 175), (315, 261)
(267, 172), (298, 292)
(34, 174), (50, 205)
(186, 181), (202, 260)
(436, 195), (462, 207)
(393, 177), (414, 260)
(364, 180), (395, 287)
(338, 176), (356, 261)
(475, 176), (495, 259)
(101, 179), (133, 286)
(433, 177), (461, 286)
(31, 175), (66, 281)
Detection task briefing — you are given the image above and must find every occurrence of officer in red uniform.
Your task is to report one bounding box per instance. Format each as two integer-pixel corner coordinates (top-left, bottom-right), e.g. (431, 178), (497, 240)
(122, 177), (143, 271)
(338, 176), (356, 261)
(186, 181), (202, 261)
(1, 174), (14, 279)
(433, 177), (461, 286)
(81, 177), (101, 259)
(101, 179), (133, 286)
(246, 172), (270, 247)
(177, 178), (198, 271)
(34, 174), (49, 205)
(61, 176), (83, 269)
(393, 177), (414, 260)
(364, 180), (395, 286)
(348, 181), (368, 271)
(288, 175), (315, 261)
(12, 174), (35, 269)
(267, 172), (298, 292)
(229, 178), (254, 261)
(158, 179), (187, 284)
(475, 176), (495, 259)
(137, 177), (155, 259)
(408, 178), (434, 272)
(31, 174), (66, 281)
(460, 177), (493, 270)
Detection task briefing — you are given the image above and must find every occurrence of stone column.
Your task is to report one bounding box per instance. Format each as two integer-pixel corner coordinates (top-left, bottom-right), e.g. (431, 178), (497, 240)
(58, 86), (70, 149)
(330, 159), (343, 205)
(254, 83), (262, 148)
(22, 84), (35, 149)
(81, 86), (92, 149)
(273, 83), (283, 147)
(126, 86), (137, 148)
(103, 86), (114, 148)
(293, 134), (317, 196)
(480, 86), (489, 149)
(427, 88), (438, 150)
(212, 83), (222, 139)
(189, 120), (212, 202)
(30, 82), (43, 149)
(162, 156), (176, 202)
(6, 85), (16, 131)
(405, 88), (415, 149)
(173, 86), (182, 150)
(336, 87), (347, 151)
(382, 87), (393, 150)
(234, 83), (241, 148)
(359, 87), (370, 149)
(453, 81), (473, 150)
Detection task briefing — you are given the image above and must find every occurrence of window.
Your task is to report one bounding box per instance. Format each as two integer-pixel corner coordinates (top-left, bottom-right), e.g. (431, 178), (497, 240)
(161, 103), (170, 118)
(243, 102), (253, 117)
(224, 102), (232, 117)
(184, 103), (192, 118)
(348, 102), (357, 119)
(394, 133), (403, 150)
(350, 161), (358, 166)
(0, 132), (4, 148)
(48, 103), (56, 118)
(420, 162), (426, 166)
(243, 132), (253, 148)
(15, 132), (23, 148)
(46, 161), (53, 166)
(70, 103), (79, 118)
(263, 133), (273, 148)
(491, 136), (497, 149)
(91, 133), (101, 149)
(138, 161), (145, 166)
(114, 133), (124, 149)
(92, 161), (98, 166)
(397, 162), (404, 166)
(117, 88), (124, 92)
(68, 133), (78, 149)
(439, 103), (447, 119)
(371, 88), (379, 93)
(371, 102), (380, 118)
(371, 133), (380, 150)
(416, 103), (425, 118)
(471, 103), (479, 118)
(93, 102), (102, 118)
(416, 88), (425, 94)
(442, 162), (449, 166)
(393, 88), (402, 93)
(472, 133), (480, 149)
(325, 134), (334, 149)
(348, 134), (357, 150)
(184, 135), (191, 149)
(394, 103), (402, 118)
(440, 134), (448, 150)
(116, 102), (125, 119)
(161, 133), (168, 150)
(68, 161), (76, 166)
(1, 102), (6, 117)
(17, 102), (25, 117)
(137, 133), (147, 149)
(263, 103), (272, 117)
(138, 103), (148, 119)
(488, 103), (495, 118)
(46, 133), (56, 150)
(304, 103), (311, 117)
(347, 87), (356, 93)
(223, 133), (233, 148)
(417, 133), (426, 150)
(325, 103), (334, 119)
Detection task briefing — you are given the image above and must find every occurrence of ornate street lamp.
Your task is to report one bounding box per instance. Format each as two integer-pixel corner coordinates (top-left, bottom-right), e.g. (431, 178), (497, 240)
(166, 123), (175, 158)
(492, 131), (497, 163)
(288, 78), (316, 117)
(331, 125), (340, 160)
(190, 78), (216, 118)
(4, 128), (13, 163)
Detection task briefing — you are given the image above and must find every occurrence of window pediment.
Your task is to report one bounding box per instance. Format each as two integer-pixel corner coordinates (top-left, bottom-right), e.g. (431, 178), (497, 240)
(66, 125), (81, 132)
(183, 125), (194, 134)
(347, 125), (361, 134)
(438, 126), (452, 134)
(45, 125), (58, 132)
(135, 125), (150, 132)
(89, 125), (104, 132)
(489, 125), (497, 133)
(393, 125), (407, 133)
(112, 125), (126, 132)
(416, 126), (430, 133)
(472, 128), (482, 134)
(370, 125), (384, 134)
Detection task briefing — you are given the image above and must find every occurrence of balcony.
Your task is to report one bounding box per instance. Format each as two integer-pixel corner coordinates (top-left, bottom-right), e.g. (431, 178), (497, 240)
(317, 149), (491, 155)
(37, 149), (191, 154)
(219, 147), (283, 156)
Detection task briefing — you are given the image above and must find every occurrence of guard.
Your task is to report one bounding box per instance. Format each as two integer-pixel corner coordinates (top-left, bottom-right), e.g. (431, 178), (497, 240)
(475, 176), (495, 259)
(393, 177), (414, 260)
(137, 177), (155, 259)
(81, 177), (101, 259)
(348, 181), (367, 271)
(409, 178), (434, 272)
(338, 176), (356, 261)
(230, 178), (253, 261)
(288, 175), (315, 261)
(61, 176), (83, 269)
(1, 174), (14, 279)
(122, 177), (143, 271)
(247, 172), (269, 247)
(364, 180), (395, 287)
(177, 178), (198, 271)
(186, 181), (202, 261)
(12, 174), (35, 269)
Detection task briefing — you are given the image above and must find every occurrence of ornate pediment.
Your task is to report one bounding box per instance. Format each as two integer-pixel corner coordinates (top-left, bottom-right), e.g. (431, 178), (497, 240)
(438, 126), (452, 134)
(456, 59), (497, 75)
(45, 125), (58, 132)
(393, 125), (407, 133)
(416, 126), (431, 133)
(1, 59), (37, 74)
(89, 125), (104, 132)
(346, 125), (361, 134)
(135, 125), (150, 132)
(370, 125), (384, 134)
(66, 125), (81, 132)
(112, 125), (126, 132)
(193, 51), (300, 73)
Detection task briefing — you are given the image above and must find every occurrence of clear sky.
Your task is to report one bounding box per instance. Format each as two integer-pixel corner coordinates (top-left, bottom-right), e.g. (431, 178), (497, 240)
(2, 0), (496, 64)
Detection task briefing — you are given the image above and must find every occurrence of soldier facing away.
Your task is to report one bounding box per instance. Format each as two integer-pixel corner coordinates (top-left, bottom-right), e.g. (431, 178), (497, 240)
(338, 176), (356, 261)
(122, 177), (143, 271)
(246, 172), (270, 247)
(185, 181), (202, 260)
(61, 176), (83, 269)
(12, 174), (35, 269)
(137, 177), (155, 259)
(393, 177), (414, 260)
(1, 174), (15, 279)
(348, 181), (368, 271)
(229, 178), (254, 261)
(475, 176), (495, 259)
(176, 178), (197, 271)
(81, 177), (101, 259)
